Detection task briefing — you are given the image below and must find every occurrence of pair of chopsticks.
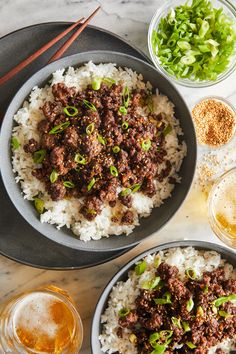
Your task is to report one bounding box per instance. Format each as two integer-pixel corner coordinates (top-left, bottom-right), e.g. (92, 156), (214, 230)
(0, 6), (100, 86)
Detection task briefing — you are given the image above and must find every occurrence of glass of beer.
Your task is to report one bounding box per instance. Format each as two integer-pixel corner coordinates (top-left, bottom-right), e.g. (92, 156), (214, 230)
(0, 285), (83, 354)
(208, 168), (236, 248)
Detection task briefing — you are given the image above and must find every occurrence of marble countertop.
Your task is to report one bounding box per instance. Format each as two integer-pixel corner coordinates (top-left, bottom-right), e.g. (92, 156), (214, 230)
(0, 1), (236, 353)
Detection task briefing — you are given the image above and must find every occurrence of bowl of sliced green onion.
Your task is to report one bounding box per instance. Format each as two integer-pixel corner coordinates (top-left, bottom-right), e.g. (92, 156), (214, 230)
(148, 0), (236, 87)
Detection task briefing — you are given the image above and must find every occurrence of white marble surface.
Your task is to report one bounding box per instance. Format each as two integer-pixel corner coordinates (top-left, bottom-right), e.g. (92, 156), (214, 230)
(0, 1), (236, 353)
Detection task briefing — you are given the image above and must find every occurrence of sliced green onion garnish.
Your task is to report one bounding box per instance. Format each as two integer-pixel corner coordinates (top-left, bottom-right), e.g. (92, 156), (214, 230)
(186, 341), (196, 349)
(119, 106), (127, 115)
(150, 344), (166, 354)
(185, 268), (197, 280)
(163, 124), (172, 137)
(74, 153), (86, 165)
(135, 260), (147, 275)
(141, 139), (151, 152)
(34, 198), (44, 214)
(142, 276), (161, 290)
(86, 123), (95, 135)
(103, 77), (116, 86)
(154, 256), (161, 268)
(122, 86), (130, 108)
(33, 149), (46, 164)
(49, 121), (70, 134)
(182, 321), (191, 332)
(120, 188), (131, 197)
(213, 294), (236, 307)
(74, 167), (80, 173)
(83, 99), (97, 112)
(110, 165), (119, 177)
(203, 286), (208, 294)
(97, 135), (106, 146)
(63, 106), (78, 117)
(118, 308), (130, 318)
(154, 291), (172, 305)
(131, 183), (141, 193)
(112, 145), (120, 154)
(159, 330), (173, 340)
(196, 306), (204, 317)
(199, 19), (209, 38)
(121, 121), (129, 130)
(186, 298), (194, 312)
(50, 170), (58, 183)
(149, 332), (160, 343)
(11, 137), (20, 150)
(171, 317), (181, 328)
(63, 181), (75, 188)
(87, 177), (96, 191)
(91, 77), (101, 90)
(218, 310), (232, 318)
(146, 94), (154, 113)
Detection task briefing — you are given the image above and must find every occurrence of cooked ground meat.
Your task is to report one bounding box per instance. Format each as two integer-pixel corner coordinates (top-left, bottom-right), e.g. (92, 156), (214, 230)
(118, 262), (236, 353)
(23, 81), (175, 223)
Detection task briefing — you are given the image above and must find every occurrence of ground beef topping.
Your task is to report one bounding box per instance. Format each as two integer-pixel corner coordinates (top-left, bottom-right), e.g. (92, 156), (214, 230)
(116, 261), (236, 353)
(23, 81), (175, 224)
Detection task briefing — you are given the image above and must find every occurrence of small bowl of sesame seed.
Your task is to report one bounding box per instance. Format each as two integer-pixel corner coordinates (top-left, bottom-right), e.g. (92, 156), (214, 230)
(191, 96), (236, 149)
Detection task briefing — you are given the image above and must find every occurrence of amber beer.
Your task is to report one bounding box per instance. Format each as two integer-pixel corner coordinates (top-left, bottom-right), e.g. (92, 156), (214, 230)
(0, 286), (83, 353)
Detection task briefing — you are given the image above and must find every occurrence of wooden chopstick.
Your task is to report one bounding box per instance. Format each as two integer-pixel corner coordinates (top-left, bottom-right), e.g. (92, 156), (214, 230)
(48, 6), (101, 63)
(0, 17), (84, 86)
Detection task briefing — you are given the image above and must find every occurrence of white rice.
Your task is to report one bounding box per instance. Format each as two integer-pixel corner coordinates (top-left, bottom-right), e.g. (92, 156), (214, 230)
(100, 247), (236, 353)
(12, 62), (186, 241)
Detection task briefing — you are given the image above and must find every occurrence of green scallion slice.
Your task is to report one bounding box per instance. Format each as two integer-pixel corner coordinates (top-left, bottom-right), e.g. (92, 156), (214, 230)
(63, 106), (78, 117)
(186, 298), (194, 312)
(118, 308), (130, 318)
(119, 106), (127, 115)
(86, 122), (95, 135)
(163, 124), (172, 137)
(49, 121), (70, 134)
(87, 177), (96, 191)
(182, 321), (191, 332)
(141, 139), (151, 151)
(150, 344), (166, 354)
(34, 198), (44, 214)
(83, 99), (97, 112)
(218, 310), (232, 318)
(154, 256), (161, 268)
(112, 145), (120, 154)
(185, 268), (197, 280)
(121, 121), (129, 130)
(142, 276), (161, 290)
(91, 77), (101, 90)
(50, 170), (58, 183)
(131, 183), (141, 193)
(213, 294), (236, 307)
(74, 153), (86, 165)
(97, 135), (106, 146)
(135, 260), (147, 275)
(63, 181), (75, 188)
(110, 165), (119, 177)
(196, 306), (204, 317)
(154, 291), (172, 305)
(33, 149), (46, 164)
(120, 188), (131, 197)
(186, 341), (196, 349)
(11, 137), (20, 150)
(171, 317), (182, 328)
(122, 86), (130, 108)
(103, 77), (116, 86)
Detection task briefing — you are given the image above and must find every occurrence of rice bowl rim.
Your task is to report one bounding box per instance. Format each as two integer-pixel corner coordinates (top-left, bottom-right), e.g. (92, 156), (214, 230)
(91, 239), (236, 353)
(0, 51), (197, 252)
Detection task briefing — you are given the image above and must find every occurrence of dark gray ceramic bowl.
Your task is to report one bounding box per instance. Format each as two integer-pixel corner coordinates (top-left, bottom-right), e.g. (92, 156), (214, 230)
(91, 240), (236, 353)
(0, 51), (196, 252)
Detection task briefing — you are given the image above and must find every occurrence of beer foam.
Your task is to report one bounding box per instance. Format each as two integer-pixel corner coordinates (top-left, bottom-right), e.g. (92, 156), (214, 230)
(212, 173), (236, 224)
(13, 292), (61, 338)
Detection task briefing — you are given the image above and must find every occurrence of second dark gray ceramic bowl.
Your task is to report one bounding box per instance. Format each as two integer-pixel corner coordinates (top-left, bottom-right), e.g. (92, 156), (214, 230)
(91, 240), (236, 353)
(0, 51), (196, 252)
